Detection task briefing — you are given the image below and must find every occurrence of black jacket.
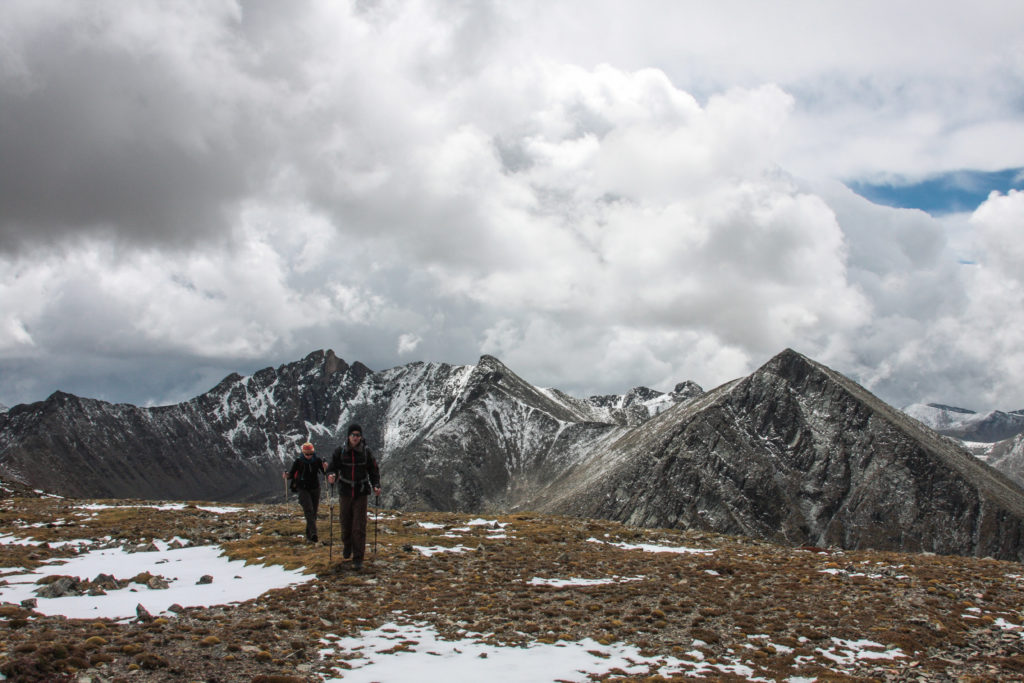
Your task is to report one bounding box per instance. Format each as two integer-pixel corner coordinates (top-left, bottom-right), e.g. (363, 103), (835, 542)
(327, 442), (380, 497)
(288, 454), (325, 491)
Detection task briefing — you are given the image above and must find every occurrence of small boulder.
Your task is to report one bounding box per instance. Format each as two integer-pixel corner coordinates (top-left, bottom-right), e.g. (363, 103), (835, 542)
(147, 576), (170, 590)
(35, 576), (79, 598)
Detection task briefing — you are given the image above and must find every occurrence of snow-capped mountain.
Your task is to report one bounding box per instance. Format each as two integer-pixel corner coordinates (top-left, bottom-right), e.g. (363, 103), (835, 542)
(902, 402), (1024, 488)
(4, 348), (1024, 561)
(0, 350), (698, 504)
(985, 433), (1024, 486)
(903, 403), (1024, 443)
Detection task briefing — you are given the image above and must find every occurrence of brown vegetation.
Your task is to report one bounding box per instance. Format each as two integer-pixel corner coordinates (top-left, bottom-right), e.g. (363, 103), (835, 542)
(1, 496), (1024, 681)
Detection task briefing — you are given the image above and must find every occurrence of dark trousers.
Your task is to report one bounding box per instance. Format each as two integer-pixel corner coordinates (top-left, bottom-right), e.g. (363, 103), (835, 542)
(339, 493), (369, 561)
(297, 487), (321, 541)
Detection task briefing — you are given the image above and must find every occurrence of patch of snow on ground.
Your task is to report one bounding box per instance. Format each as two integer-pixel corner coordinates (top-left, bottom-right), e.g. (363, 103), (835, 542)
(412, 545), (473, 557)
(527, 576), (643, 587)
(467, 518), (508, 528)
(73, 502), (246, 514)
(994, 617), (1023, 631)
(0, 533), (36, 546)
(587, 538), (716, 554)
(317, 620), (732, 682)
(0, 539), (310, 620)
(816, 638), (905, 666)
(819, 566), (909, 580)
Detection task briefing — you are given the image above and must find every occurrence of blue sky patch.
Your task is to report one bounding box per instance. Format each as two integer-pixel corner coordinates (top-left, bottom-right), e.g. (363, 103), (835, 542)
(848, 168), (1024, 215)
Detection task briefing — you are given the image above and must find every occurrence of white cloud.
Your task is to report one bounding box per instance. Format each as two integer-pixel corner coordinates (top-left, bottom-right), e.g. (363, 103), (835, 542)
(1, 0), (1024, 412)
(972, 190), (1024, 282)
(837, 190), (1024, 408)
(398, 333), (423, 355)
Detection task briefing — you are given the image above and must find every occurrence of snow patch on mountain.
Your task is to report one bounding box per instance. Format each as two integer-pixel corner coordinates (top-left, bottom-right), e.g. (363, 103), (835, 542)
(903, 403), (1024, 443)
(904, 403), (979, 431)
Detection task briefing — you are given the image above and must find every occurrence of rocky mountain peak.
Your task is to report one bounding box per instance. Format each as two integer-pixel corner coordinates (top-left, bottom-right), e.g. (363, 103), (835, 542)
(348, 360), (374, 382)
(208, 372), (244, 397)
(475, 353), (507, 370)
(541, 347), (1024, 561)
(322, 348), (346, 376)
(44, 390), (81, 406)
(672, 380), (704, 399)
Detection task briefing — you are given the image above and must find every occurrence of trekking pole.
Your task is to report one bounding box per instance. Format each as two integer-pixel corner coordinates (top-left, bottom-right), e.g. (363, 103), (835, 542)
(374, 493), (379, 554)
(329, 482), (335, 564)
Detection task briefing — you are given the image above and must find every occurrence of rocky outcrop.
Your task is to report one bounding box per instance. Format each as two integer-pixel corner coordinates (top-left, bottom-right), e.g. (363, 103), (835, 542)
(538, 349), (1024, 561)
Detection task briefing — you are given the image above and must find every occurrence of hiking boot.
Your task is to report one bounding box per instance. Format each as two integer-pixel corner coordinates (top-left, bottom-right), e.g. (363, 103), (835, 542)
(343, 544), (352, 559)
(310, 534), (318, 543)
(352, 560), (363, 571)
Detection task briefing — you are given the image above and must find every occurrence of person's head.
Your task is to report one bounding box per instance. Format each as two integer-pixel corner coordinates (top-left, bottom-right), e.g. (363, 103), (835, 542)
(301, 442), (315, 458)
(347, 424), (363, 447)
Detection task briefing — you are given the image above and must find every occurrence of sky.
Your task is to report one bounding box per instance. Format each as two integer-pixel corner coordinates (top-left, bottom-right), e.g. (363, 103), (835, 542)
(2, 0), (1024, 412)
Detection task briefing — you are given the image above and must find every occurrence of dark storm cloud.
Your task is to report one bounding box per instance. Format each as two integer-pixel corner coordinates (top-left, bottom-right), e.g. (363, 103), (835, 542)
(0, 2), (273, 251)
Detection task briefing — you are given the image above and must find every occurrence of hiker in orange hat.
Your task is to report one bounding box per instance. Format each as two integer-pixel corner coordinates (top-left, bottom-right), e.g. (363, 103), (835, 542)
(284, 441), (327, 543)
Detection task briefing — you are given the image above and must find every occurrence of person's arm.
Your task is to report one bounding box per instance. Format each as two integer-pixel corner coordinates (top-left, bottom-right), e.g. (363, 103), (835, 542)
(284, 459), (298, 480)
(326, 447), (341, 483)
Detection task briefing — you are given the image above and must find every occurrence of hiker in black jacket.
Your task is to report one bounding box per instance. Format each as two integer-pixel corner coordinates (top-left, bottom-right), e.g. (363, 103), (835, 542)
(284, 442), (327, 543)
(326, 424), (381, 570)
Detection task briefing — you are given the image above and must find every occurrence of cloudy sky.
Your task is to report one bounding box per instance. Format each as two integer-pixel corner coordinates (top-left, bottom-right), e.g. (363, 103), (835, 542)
(2, 0), (1024, 412)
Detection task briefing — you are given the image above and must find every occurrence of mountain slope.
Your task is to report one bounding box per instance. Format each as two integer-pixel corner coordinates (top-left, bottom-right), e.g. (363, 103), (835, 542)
(0, 350), (693, 504)
(537, 349), (1024, 561)
(381, 355), (629, 512)
(987, 433), (1024, 486)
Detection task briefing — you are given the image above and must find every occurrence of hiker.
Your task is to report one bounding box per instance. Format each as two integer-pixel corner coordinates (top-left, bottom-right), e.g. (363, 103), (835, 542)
(326, 424), (381, 570)
(284, 442), (327, 543)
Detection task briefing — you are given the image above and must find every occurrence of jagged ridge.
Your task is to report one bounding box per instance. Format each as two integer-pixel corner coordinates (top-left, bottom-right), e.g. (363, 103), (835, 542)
(0, 350), (692, 504)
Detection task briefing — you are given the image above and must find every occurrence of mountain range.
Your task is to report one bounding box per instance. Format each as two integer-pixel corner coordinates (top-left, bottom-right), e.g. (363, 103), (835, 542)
(3, 348), (1024, 561)
(903, 402), (1024, 486)
(903, 402), (1024, 443)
